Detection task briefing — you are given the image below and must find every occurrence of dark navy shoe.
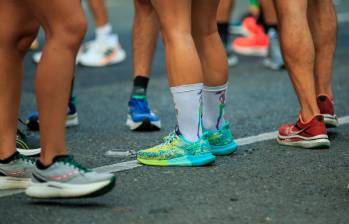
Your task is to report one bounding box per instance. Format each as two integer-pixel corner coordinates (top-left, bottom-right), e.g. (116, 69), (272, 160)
(26, 96), (79, 131)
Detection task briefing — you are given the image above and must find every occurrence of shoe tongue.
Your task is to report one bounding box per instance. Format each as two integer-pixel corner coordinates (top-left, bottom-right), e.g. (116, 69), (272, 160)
(175, 126), (182, 136)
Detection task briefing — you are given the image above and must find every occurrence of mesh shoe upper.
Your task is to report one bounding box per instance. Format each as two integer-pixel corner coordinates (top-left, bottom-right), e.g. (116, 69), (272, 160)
(137, 131), (211, 160)
(206, 122), (236, 147)
(279, 115), (327, 138)
(32, 155), (113, 185)
(128, 97), (160, 122)
(317, 95), (335, 115)
(0, 152), (35, 178)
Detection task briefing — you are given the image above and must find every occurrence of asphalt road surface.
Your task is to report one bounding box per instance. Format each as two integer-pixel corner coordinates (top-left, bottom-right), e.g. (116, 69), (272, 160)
(1, 1), (349, 224)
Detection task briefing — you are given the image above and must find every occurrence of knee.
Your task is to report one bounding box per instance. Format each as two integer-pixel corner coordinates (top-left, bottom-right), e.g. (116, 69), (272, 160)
(46, 15), (87, 51)
(192, 21), (217, 38)
(160, 28), (192, 46)
(135, 0), (155, 21)
(0, 24), (39, 55)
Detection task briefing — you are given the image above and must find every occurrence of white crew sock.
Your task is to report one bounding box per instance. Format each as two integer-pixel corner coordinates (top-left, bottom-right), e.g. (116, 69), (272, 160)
(170, 83), (203, 142)
(96, 23), (113, 40)
(202, 83), (228, 131)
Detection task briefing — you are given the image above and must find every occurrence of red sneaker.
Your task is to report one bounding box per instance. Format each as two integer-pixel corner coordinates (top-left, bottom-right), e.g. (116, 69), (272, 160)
(317, 95), (339, 128)
(277, 115), (330, 149)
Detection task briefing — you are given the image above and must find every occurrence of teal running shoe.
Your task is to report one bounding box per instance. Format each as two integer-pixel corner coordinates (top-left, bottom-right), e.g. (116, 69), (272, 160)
(206, 122), (238, 156)
(137, 130), (216, 167)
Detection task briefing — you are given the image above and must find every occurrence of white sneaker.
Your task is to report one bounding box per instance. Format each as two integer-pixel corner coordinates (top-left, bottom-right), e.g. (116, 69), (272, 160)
(32, 52), (42, 64)
(78, 34), (126, 67)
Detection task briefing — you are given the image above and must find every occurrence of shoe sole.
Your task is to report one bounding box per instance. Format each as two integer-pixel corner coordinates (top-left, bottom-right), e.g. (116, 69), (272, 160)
(25, 176), (116, 199)
(66, 113), (79, 127)
(126, 116), (161, 132)
(262, 59), (285, 71)
(137, 153), (216, 167)
(210, 142), (238, 156)
(0, 177), (30, 190)
(323, 114), (339, 128)
(17, 147), (41, 156)
(26, 113), (79, 131)
(277, 135), (330, 149)
(228, 56), (239, 67)
(233, 46), (268, 57)
(79, 50), (126, 67)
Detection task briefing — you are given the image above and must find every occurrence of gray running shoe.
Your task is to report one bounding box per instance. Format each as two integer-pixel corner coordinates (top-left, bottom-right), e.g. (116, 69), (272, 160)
(263, 28), (285, 71)
(25, 155), (116, 199)
(0, 152), (35, 189)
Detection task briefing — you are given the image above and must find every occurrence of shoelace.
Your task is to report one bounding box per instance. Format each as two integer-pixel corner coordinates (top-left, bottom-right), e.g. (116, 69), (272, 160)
(15, 153), (35, 165)
(59, 156), (90, 173)
(160, 132), (178, 146)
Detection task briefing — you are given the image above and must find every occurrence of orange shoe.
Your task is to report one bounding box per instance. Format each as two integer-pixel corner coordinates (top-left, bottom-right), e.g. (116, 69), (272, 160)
(242, 17), (261, 36)
(232, 18), (269, 57)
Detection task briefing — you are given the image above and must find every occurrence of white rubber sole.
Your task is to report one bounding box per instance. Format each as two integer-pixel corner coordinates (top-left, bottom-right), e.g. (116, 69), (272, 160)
(25, 179), (114, 199)
(0, 177), (30, 190)
(233, 46), (268, 57)
(79, 49), (127, 67)
(277, 134), (330, 149)
(323, 114), (339, 128)
(66, 113), (79, 127)
(126, 115), (161, 131)
(17, 147), (41, 156)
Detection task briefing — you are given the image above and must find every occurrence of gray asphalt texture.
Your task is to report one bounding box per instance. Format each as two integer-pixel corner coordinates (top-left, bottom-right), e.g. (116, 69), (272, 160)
(1, 1), (349, 224)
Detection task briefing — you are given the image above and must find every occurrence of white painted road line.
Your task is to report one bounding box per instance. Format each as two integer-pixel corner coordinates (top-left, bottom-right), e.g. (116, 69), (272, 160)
(1, 115), (348, 198)
(95, 160), (141, 173)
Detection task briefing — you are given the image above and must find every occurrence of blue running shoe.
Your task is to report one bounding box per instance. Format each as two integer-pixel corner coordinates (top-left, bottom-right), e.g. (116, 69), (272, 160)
(26, 96), (79, 131)
(126, 96), (161, 131)
(206, 122), (238, 156)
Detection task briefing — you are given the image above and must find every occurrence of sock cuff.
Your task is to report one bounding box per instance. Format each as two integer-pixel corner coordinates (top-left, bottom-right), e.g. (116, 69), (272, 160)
(96, 23), (112, 35)
(134, 76), (149, 88)
(170, 83), (203, 93)
(203, 83), (228, 92)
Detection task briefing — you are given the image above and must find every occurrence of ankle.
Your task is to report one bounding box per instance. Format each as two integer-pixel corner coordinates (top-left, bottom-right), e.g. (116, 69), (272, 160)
(0, 151), (18, 163)
(299, 112), (320, 124)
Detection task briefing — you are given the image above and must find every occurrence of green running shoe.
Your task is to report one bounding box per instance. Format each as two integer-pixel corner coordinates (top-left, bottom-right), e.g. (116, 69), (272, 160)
(0, 152), (35, 190)
(25, 155), (116, 199)
(137, 130), (216, 167)
(206, 122), (238, 156)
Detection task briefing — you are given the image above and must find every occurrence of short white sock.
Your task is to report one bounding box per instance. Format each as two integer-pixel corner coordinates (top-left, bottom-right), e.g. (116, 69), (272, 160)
(170, 83), (203, 142)
(96, 23), (113, 40)
(202, 83), (228, 131)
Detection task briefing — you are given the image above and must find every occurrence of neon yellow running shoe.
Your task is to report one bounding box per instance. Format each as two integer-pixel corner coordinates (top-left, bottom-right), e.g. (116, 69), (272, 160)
(137, 130), (216, 167)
